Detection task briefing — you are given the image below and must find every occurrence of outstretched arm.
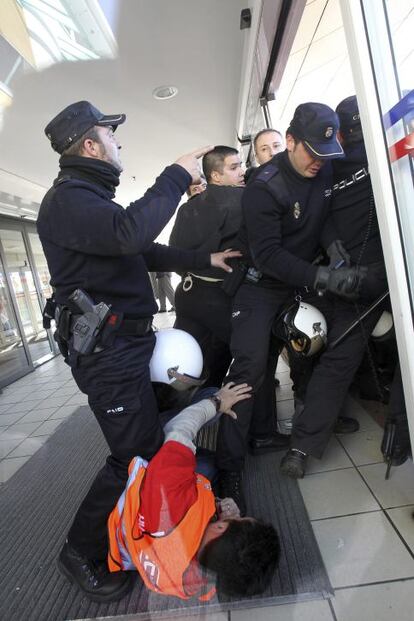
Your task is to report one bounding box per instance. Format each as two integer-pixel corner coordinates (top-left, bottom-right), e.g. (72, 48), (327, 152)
(163, 383), (252, 452)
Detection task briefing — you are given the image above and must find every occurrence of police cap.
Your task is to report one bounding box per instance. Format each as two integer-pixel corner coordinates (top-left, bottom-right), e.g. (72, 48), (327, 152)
(45, 100), (126, 154)
(336, 95), (363, 143)
(288, 102), (344, 159)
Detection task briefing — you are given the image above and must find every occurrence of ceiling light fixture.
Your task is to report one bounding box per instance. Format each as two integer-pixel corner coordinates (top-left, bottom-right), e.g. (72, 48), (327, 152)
(152, 85), (178, 100)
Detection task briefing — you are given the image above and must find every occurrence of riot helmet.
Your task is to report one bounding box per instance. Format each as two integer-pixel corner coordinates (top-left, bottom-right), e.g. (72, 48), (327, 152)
(274, 301), (328, 357)
(150, 328), (205, 391)
(371, 310), (394, 343)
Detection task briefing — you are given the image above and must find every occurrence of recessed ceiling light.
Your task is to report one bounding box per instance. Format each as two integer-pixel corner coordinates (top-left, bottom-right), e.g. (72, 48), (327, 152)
(152, 85), (178, 100)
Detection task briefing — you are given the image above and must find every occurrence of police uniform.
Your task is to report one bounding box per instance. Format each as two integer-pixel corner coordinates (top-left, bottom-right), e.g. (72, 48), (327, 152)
(38, 103), (211, 564)
(284, 97), (389, 466)
(216, 148), (336, 472)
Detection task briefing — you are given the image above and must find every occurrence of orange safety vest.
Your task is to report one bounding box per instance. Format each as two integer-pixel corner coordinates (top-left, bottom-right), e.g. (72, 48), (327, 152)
(108, 456), (217, 601)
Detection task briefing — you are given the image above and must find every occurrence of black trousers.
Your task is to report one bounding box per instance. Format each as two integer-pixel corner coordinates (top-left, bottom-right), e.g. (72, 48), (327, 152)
(66, 333), (163, 560)
(216, 283), (293, 471)
(216, 281), (387, 470)
(291, 295), (384, 457)
(174, 279), (232, 387)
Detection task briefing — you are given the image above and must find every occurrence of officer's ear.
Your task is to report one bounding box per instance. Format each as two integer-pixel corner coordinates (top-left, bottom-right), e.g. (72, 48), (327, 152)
(285, 133), (296, 153)
(337, 130), (345, 146)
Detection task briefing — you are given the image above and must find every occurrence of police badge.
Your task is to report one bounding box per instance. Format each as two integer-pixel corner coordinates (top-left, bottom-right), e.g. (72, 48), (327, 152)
(325, 126), (333, 138)
(293, 201), (301, 219)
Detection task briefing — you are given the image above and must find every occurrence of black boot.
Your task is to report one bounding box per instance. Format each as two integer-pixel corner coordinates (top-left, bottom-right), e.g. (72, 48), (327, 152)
(217, 471), (246, 516)
(280, 448), (308, 479)
(58, 541), (133, 603)
(334, 416), (360, 434)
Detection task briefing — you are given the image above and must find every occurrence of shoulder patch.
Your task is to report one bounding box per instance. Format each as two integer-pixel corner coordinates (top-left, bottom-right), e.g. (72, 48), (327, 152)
(254, 164), (279, 184)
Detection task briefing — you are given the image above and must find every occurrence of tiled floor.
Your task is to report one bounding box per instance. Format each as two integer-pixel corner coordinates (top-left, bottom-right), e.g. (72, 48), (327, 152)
(1, 311), (413, 619)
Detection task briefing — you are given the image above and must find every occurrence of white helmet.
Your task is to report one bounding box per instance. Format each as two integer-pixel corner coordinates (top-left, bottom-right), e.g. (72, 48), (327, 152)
(150, 328), (204, 391)
(371, 310), (394, 342)
(275, 301), (328, 357)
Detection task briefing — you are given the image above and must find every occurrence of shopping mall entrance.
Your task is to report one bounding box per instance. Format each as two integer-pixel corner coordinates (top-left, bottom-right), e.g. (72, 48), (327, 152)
(0, 216), (57, 388)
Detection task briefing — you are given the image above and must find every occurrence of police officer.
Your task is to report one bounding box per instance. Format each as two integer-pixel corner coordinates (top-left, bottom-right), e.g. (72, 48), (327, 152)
(280, 95), (389, 479)
(215, 102), (366, 513)
(37, 101), (239, 602)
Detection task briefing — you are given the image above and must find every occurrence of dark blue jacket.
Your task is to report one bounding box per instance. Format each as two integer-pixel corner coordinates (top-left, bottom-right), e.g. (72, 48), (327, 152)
(237, 151), (334, 288)
(37, 156), (210, 317)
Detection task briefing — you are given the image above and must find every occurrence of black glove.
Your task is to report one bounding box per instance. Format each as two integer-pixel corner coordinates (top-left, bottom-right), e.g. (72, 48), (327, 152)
(314, 265), (368, 300)
(326, 240), (351, 269)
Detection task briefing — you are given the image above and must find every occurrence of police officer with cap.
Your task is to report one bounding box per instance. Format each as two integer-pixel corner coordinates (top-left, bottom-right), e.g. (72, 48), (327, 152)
(38, 100), (239, 602)
(280, 95), (390, 479)
(215, 102), (366, 513)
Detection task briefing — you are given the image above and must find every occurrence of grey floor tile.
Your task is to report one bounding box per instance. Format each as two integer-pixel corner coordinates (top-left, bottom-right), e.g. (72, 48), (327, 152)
(37, 395), (71, 409)
(7, 436), (48, 458)
(338, 429), (384, 466)
(306, 436), (353, 475)
(18, 407), (58, 424)
(31, 419), (64, 436)
(300, 468), (379, 520)
(358, 460), (414, 508)
(49, 404), (79, 419)
(1, 421), (43, 441)
(21, 390), (56, 402)
(0, 394), (25, 405)
(65, 394), (88, 406)
(0, 456), (31, 483)
(313, 512), (414, 588)
(276, 384), (294, 402)
(333, 580), (414, 621)
(277, 399), (295, 420)
(55, 385), (79, 396)
(0, 438), (22, 459)
(275, 371), (292, 386)
(232, 599), (334, 621)
(0, 412), (27, 426)
(386, 505), (414, 554)
(276, 357), (289, 373)
(10, 400), (43, 414)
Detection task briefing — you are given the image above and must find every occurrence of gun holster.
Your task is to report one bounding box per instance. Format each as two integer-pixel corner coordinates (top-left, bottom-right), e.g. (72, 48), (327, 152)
(54, 305), (72, 359)
(42, 295), (57, 329)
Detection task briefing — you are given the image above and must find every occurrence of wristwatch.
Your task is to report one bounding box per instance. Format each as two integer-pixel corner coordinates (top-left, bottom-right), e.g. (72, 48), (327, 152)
(209, 394), (222, 413)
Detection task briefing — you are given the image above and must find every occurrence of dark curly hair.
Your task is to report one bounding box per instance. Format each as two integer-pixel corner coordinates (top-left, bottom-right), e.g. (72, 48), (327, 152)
(198, 519), (280, 597)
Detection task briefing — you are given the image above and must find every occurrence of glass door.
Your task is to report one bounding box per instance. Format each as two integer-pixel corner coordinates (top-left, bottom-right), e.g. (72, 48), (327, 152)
(0, 253), (30, 386)
(0, 228), (53, 367)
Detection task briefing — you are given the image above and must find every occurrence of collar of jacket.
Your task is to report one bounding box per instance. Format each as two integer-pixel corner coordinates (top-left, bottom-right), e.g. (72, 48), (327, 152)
(190, 184), (243, 207)
(58, 155), (121, 197)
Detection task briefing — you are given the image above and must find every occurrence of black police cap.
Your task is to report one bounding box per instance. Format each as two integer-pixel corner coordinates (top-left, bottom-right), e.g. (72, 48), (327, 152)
(336, 95), (363, 141)
(45, 101), (126, 154)
(287, 102), (344, 159)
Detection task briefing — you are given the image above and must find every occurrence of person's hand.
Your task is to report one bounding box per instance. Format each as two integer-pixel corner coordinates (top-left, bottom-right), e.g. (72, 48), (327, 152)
(216, 382), (252, 419)
(210, 249), (242, 273)
(175, 146), (214, 183)
(216, 497), (241, 520)
(314, 265), (368, 300)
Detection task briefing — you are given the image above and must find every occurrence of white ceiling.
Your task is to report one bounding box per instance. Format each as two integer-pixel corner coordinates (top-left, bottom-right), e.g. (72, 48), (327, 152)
(0, 0), (248, 212)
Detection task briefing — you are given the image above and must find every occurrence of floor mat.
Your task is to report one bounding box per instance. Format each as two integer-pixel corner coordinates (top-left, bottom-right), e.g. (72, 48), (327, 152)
(0, 407), (332, 621)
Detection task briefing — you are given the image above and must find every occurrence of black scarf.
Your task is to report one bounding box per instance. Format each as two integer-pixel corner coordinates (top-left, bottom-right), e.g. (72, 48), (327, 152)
(58, 155), (121, 197)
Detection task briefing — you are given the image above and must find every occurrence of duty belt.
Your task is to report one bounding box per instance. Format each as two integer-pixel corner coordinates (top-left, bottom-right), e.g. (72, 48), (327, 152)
(182, 273), (223, 292)
(69, 313), (153, 337)
(117, 317), (153, 336)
